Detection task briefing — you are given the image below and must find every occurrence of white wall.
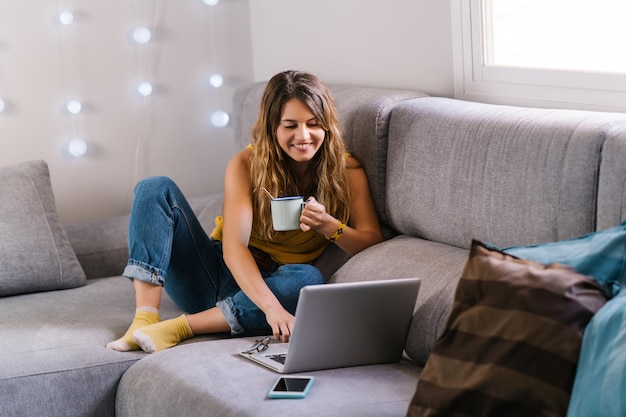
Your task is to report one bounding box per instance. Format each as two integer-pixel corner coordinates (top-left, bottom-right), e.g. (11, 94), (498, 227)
(249, 0), (454, 96)
(0, 0), (454, 224)
(0, 1), (253, 223)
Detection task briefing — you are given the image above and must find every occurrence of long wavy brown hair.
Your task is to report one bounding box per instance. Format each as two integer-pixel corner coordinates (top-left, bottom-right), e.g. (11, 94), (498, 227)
(250, 71), (351, 240)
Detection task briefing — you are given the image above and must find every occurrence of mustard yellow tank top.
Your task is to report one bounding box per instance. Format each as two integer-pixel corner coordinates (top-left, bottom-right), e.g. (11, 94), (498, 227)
(210, 216), (328, 265)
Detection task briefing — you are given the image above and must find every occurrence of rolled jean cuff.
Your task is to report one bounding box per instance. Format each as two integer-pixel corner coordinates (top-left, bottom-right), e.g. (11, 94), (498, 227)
(122, 260), (166, 286)
(216, 298), (244, 336)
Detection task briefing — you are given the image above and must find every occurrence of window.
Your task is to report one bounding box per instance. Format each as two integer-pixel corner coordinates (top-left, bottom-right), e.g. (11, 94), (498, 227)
(452, 0), (626, 112)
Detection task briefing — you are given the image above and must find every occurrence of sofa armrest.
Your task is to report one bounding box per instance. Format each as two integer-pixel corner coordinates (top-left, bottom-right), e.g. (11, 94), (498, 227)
(64, 193), (225, 279)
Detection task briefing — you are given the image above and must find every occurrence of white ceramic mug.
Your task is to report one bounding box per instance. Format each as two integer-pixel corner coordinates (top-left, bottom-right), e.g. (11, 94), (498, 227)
(270, 196), (304, 231)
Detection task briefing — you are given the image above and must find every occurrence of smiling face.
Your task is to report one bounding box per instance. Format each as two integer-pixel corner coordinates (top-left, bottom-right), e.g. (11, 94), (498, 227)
(276, 98), (326, 165)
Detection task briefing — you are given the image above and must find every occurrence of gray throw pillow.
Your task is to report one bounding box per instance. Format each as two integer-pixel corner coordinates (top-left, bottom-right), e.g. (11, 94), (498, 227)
(0, 160), (86, 296)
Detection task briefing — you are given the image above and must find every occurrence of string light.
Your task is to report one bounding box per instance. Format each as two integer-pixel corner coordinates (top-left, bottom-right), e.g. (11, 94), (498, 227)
(210, 110), (229, 128)
(209, 75), (228, 129)
(58, 11), (75, 25)
(68, 138), (88, 157)
(137, 82), (153, 97)
(0, 98), (5, 114)
(204, 3), (228, 130)
(51, 1), (229, 161)
(209, 73), (224, 88)
(132, 27), (152, 44)
(66, 100), (82, 114)
(55, 7), (88, 157)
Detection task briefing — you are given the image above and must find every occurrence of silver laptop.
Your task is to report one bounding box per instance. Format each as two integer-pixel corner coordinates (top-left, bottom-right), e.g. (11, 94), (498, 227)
(238, 278), (421, 374)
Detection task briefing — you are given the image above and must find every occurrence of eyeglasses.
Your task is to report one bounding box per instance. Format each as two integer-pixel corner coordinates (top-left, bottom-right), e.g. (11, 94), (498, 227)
(243, 336), (271, 354)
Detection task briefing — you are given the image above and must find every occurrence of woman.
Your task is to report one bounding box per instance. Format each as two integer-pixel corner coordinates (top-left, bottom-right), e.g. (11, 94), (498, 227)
(107, 70), (383, 353)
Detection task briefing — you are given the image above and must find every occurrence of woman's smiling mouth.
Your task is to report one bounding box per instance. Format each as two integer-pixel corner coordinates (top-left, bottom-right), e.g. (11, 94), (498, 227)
(292, 143), (313, 151)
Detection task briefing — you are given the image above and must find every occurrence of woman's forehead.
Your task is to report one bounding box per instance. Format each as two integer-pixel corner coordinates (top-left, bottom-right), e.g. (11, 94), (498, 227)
(280, 98), (316, 121)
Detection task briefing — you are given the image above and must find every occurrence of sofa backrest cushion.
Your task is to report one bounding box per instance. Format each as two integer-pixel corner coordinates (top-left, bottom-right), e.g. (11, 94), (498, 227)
(597, 123), (626, 230)
(65, 194), (225, 280)
(233, 82), (427, 226)
(386, 97), (626, 249)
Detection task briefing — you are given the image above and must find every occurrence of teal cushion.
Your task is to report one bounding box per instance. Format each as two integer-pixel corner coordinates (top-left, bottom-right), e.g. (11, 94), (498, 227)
(501, 221), (626, 298)
(566, 290), (626, 416)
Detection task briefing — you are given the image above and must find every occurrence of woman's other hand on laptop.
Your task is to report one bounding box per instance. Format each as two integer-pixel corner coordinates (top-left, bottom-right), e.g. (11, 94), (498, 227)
(265, 305), (294, 342)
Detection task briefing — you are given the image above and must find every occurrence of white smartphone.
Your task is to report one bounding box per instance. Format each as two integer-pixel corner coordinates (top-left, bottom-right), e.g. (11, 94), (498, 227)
(267, 376), (315, 399)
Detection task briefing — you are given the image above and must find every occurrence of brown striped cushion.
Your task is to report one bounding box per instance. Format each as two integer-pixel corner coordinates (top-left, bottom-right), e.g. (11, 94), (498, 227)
(407, 240), (607, 417)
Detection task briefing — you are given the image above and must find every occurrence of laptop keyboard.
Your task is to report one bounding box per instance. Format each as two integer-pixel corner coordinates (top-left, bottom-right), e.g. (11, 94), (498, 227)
(266, 354), (287, 364)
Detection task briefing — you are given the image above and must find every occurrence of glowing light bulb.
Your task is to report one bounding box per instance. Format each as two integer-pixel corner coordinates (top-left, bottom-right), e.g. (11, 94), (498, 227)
(203, 0), (220, 5)
(138, 82), (153, 97)
(209, 74), (224, 88)
(59, 11), (74, 25)
(0, 98), (5, 113)
(67, 100), (82, 114)
(211, 110), (229, 128)
(68, 139), (88, 157)
(132, 27), (152, 44)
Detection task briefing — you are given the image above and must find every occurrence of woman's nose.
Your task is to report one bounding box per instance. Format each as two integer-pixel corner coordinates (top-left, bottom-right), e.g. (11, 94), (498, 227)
(295, 125), (310, 140)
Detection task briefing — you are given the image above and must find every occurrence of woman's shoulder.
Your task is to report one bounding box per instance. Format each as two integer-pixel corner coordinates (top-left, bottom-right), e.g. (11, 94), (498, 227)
(226, 146), (253, 173)
(231, 145), (253, 161)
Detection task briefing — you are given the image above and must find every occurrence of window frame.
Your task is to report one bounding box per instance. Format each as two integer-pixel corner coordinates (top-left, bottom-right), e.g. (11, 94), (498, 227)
(451, 0), (626, 113)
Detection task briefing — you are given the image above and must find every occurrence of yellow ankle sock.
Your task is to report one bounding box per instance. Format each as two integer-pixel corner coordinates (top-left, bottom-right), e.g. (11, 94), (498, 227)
(106, 307), (161, 352)
(132, 315), (194, 353)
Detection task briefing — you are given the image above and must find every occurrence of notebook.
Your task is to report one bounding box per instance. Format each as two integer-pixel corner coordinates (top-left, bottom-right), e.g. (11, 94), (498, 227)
(238, 278), (421, 374)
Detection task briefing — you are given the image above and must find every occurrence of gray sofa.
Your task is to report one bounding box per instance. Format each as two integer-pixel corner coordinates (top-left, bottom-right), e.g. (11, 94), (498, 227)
(2, 81), (626, 417)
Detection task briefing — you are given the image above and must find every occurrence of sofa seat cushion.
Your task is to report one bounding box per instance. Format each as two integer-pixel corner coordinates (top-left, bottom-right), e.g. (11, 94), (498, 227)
(0, 345), (144, 417)
(331, 235), (469, 365)
(0, 160), (86, 296)
(0, 276), (186, 417)
(116, 338), (422, 417)
(0, 277), (179, 355)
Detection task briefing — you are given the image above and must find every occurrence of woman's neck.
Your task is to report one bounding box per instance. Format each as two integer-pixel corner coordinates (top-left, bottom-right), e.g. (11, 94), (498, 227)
(288, 160), (315, 196)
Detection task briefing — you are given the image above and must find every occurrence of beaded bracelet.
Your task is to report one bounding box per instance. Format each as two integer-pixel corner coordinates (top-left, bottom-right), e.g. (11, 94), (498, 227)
(326, 221), (346, 242)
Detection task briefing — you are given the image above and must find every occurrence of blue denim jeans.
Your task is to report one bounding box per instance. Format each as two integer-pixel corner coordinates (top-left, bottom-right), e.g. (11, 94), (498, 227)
(122, 176), (325, 335)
